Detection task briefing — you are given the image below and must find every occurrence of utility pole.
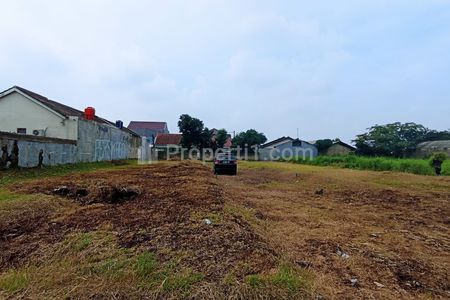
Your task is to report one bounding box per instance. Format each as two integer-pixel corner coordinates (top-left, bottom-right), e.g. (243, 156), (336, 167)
(296, 128), (299, 139)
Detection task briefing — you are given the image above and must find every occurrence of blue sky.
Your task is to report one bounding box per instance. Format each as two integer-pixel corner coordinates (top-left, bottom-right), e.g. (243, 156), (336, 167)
(1, 0), (449, 143)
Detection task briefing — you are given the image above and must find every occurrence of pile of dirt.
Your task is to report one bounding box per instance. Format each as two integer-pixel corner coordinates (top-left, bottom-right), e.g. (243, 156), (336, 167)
(52, 185), (140, 204)
(2, 162), (277, 280)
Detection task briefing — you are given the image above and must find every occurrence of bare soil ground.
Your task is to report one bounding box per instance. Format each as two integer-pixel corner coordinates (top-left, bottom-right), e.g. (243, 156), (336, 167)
(0, 161), (449, 299)
(221, 162), (450, 299)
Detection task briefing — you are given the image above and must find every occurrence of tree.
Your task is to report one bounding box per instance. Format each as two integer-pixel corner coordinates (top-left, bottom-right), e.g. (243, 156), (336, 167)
(232, 129), (267, 149)
(418, 130), (450, 143)
(213, 129), (228, 149)
(314, 139), (333, 154)
(354, 122), (431, 157)
(200, 127), (213, 149)
(177, 114), (210, 149)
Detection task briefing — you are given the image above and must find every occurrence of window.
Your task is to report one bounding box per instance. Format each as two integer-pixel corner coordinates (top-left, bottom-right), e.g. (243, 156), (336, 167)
(17, 128), (27, 134)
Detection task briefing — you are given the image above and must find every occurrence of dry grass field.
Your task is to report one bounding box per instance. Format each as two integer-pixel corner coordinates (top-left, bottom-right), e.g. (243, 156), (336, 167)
(1, 161), (449, 299)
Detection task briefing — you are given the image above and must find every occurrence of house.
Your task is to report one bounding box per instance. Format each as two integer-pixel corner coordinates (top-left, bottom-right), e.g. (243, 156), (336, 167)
(0, 86), (141, 167)
(153, 133), (182, 150)
(128, 121), (169, 144)
(412, 140), (450, 158)
(260, 136), (293, 149)
(153, 133), (182, 160)
(224, 136), (232, 148)
(259, 136), (318, 161)
(324, 141), (356, 156)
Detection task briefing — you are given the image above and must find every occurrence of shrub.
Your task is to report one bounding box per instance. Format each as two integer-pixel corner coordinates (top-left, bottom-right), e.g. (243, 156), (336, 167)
(291, 155), (445, 176)
(429, 152), (448, 165)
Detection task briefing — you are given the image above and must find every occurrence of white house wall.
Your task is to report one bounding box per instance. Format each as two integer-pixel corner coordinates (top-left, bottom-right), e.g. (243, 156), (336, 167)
(0, 92), (78, 140)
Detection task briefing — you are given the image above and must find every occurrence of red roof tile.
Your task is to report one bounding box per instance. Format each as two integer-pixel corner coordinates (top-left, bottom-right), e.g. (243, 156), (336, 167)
(154, 133), (182, 145)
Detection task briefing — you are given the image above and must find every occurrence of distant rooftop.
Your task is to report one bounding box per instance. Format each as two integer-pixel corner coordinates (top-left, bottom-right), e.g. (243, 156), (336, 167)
(261, 136), (293, 148)
(154, 133), (182, 146)
(128, 121), (167, 131)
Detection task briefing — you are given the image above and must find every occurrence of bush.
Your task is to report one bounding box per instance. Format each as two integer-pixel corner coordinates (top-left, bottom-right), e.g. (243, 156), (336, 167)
(291, 155), (446, 176)
(429, 152), (448, 165)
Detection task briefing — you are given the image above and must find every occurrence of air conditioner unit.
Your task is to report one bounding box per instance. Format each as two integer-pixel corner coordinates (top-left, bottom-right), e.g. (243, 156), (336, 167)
(33, 129), (45, 136)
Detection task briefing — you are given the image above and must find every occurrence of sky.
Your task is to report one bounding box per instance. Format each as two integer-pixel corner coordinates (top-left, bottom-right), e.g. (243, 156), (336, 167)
(1, 0), (449, 143)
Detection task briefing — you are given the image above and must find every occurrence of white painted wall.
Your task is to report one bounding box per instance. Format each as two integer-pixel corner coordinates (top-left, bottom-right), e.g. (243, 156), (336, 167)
(0, 91), (78, 140)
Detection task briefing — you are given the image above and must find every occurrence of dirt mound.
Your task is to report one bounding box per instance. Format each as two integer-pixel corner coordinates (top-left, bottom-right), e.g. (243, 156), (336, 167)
(52, 185), (140, 204)
(2, 162), (277, 279)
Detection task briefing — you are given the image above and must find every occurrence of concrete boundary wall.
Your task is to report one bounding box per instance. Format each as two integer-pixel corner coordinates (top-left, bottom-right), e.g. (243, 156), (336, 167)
(0, 132), (77, 168)
(0, 120), (141, 168)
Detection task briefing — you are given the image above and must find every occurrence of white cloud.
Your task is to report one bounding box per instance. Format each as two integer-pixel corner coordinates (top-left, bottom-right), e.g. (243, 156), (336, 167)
(0, 1), (449, 142)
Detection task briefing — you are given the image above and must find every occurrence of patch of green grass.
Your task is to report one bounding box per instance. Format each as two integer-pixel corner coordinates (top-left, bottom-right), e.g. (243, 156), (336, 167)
(136, 252), (158, 278)
(0, 189), (34, 203)
(245, 274), (265, 288)
(0, 160), (137, 185)
(245, 264), (313, 295)
(134, 251), (203, 295)
(0, 270), (28, 293)
(290, 155), (449, 176)
(270, 265), (306, 292)
(90, 258), (130, 278)
(162, 271), (204, 293)
(74, 233), (92, 252)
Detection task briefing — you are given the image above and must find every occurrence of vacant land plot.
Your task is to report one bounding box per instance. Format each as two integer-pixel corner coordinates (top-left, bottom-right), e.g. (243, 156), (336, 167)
(1, 161), (449, 299)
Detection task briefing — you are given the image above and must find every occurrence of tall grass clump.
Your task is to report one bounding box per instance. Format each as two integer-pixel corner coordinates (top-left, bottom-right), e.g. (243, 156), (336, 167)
(291, 155), (448, 176)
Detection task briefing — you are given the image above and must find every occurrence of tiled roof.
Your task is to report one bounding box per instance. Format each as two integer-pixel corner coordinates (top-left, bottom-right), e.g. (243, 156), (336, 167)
(154, 133), (182, 145)
(128, 121), (167, 131)
(15, 86), (90, 119)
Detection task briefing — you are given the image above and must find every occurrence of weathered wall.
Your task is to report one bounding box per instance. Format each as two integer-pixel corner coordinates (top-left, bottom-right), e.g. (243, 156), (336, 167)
(130, 127), (168, 144)
(411, 140), (450, 158)
(0, 92), (78, 140)
(77, 119), (140, 162)
(325, 144), (353, 156)
(0, 121), (141, 168)
(259, 141), (318, 161)
(0, 132), (77, 168)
